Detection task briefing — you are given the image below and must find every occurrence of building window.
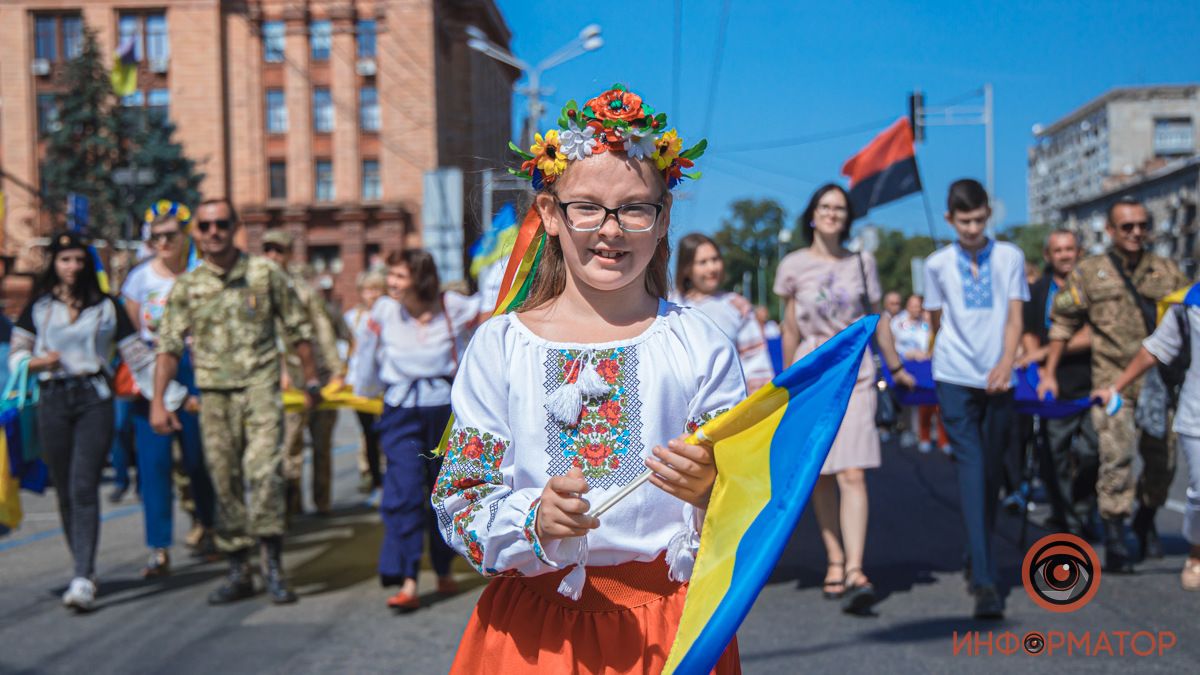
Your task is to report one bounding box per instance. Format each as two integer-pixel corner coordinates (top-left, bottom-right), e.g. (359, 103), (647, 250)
(35, 16), (57, 61)
(266, 89), (287, 133)
(1154, 118), (1193, 156)
(118, 14), (143, 61)
(37, 94), (59, 136)
(119, 90), (145, 129)
(121, 90), (145, 107)
(315, 160), (334, 201)
(148, 88), (170, 123)
(269, 161), (287, 200)
(357, 20), (376, 59)
(360, 87), (380, 132)
(146, 13), (169, 67)
(313, 87), (334, 133)
(63, 16), (83, 60)
(310, 20), (331, 61)
(362, 159), (381, 201)
(263, 21), (285, 62)
(308, 245), (342, 274)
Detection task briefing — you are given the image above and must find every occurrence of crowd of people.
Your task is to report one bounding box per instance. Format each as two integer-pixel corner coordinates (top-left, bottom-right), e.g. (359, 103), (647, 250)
(3, 82), (1198, 672)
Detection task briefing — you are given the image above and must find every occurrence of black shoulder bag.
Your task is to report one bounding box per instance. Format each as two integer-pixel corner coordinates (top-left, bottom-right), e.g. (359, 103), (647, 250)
(856, 253), (899, 429)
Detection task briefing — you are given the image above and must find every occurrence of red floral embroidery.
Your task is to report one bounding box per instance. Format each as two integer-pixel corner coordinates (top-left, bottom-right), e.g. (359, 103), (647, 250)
(562, 359), (581, 383)
(595, 358), (620, 384)
(464, 436), (485, 460)
(579, 442), (613, 467)
(598, 399), (621, 427)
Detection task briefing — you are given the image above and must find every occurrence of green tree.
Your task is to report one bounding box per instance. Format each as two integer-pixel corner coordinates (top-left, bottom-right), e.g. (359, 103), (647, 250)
(124, 117), (205, 228)
(998, 222), (1051, 265)
(872, 229), (938, 299)
(709, 199), (793, 311)
(41, 27), (128, 241)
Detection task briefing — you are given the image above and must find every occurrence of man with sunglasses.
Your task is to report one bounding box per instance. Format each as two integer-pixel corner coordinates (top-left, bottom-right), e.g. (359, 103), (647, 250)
(1040, 196), (1188, 573)
(152, 197), (321, 605)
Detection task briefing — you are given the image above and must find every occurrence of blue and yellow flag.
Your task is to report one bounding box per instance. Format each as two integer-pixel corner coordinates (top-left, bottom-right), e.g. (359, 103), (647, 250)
(468, 203), (519, 279)
(665, 316), (878, 673)
(1158, 283), (1200, 322)
(111, 38), (138, 97)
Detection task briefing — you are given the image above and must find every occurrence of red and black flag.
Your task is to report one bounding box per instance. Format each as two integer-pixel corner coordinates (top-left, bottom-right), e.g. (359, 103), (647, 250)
(840, 117), (922, 216)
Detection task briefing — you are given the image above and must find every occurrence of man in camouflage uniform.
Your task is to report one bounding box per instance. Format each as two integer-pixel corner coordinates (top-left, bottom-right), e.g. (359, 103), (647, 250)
(152, 198), (320, 605)
(1040, 197), (1188, 572)
(261, 230), (344, 517)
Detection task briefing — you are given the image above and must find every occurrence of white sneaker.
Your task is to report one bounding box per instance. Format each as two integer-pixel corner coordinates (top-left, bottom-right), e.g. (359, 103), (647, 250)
(917, 441), (933, 454)
(900, 431), (918, 449)
(62, 577), (96, 611)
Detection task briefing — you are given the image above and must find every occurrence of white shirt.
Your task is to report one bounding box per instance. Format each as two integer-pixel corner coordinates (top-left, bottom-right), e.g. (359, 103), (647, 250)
(10, 295), (138, 398)
(121, 260), (177, 344)
(672, 291), (775, 392)
(432, 301), (746, 580)
(1142, 305), (1200, 437)
(890, 310), (930, 358)
(924, 240), (1030, 388)
(352, 292), (481, 408)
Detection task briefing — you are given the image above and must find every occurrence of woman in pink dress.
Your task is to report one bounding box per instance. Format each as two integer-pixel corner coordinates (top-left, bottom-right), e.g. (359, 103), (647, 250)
(774, 184), (913, 614)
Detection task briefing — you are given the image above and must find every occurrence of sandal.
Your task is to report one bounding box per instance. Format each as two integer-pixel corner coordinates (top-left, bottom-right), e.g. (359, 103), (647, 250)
(141, 548), (171, 579)
(822, 561), (845, 600)
(841, 567), (877, 615)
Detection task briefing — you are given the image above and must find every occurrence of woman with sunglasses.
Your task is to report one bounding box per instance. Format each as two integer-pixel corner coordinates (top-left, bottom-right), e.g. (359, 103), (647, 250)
(121, 202), (218, 577)
(9, 231), (149, 611)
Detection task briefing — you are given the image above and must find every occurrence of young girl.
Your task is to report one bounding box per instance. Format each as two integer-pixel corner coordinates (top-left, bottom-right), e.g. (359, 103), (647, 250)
(121, 201), (217, 577)
(352, 250), (480, 610)
(433, 86), (742, 673)
(9, 231), (145, 611)
(1094, 295), (1199, 590)
(673, 233), (775, 393)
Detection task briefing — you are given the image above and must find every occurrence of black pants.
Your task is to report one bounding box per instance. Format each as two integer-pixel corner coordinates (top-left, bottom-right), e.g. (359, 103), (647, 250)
(357, 411), (383, 489)
(38, 378), (115, 579)
(1039, 410), (1099, 532)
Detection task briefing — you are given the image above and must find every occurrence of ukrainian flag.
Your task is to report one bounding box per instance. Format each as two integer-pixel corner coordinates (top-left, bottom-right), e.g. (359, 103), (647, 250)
(89, 246), (110, 294)
(468, 203), (519, 279)
(665, 315), (878, 673)
(1157, 283), (1200, 322)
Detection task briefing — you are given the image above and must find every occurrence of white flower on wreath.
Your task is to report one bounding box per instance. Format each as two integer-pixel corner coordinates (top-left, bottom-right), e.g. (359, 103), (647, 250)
(559, 120), (598, 161)
(623, 126), (658, 160)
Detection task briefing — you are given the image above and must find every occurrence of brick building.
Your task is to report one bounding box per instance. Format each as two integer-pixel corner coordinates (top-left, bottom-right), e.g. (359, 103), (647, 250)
(0, 0), (515, 309)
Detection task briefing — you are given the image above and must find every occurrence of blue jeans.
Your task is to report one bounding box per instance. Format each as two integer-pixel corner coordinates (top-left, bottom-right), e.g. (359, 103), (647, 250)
(132, 400), (216, 549)
(935, 381), (1014, 589)
(110, 398), (136, 490)
(377, 404), (455, 584)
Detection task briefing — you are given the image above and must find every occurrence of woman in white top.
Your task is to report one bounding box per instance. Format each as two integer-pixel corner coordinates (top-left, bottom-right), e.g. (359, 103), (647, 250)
(890, 294), (948, 454)
(121, 203), (217, 577)
(673, 232), (775, 393)
(351, 249), (480, 610)
(9, 231), (144, 611)
(343, 270), (386, 495)
(1095, 298), (1200, 590)
(433, 84), (741, 672)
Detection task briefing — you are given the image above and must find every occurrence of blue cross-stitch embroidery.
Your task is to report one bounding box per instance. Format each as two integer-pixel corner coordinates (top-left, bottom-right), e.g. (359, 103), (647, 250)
(956, 240), (994, 310)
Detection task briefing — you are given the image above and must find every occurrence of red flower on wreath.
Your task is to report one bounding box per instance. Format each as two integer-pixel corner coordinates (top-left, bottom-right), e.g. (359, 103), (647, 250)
(665, 156), (695, 182)
(595, 358), (620, 384)
(579, 442), (614, 467)
(464, 436), (485, 460)
(598, 399), (622, 427)
(587, 89), (644, 123)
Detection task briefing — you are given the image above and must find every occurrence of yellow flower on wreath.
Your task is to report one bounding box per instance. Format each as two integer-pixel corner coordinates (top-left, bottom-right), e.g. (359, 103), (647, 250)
(652, 129), (683, 171)
(531, 130), (567, 179)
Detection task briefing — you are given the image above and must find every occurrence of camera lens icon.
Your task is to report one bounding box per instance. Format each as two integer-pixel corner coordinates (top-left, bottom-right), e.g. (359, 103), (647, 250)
(1022, 534), (1101, 613)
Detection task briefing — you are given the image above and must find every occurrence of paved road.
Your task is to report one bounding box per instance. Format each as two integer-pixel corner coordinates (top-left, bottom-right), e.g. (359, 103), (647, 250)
(1, 412), (1196, 674)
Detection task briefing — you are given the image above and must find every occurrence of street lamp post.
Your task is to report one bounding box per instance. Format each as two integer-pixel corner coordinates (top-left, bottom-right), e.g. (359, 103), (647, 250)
(466, 24), (603, 149)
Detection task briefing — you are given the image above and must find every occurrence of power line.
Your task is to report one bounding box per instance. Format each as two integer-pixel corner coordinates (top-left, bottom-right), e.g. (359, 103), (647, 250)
(699, 0), (734, 138)
(671, 0), (682, 115)
(713, 117), (895, 154)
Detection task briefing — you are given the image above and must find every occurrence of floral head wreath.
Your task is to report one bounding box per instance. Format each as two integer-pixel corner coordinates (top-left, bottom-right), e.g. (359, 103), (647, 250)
(509, 84), (707, 190)
(143, 200), (193, 229)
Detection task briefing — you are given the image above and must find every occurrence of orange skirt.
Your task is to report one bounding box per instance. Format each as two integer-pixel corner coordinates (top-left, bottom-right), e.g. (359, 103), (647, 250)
(449, 555), (740, 674)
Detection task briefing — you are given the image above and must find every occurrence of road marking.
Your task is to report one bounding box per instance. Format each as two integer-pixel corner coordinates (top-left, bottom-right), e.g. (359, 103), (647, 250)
(0, 442), (359, 554)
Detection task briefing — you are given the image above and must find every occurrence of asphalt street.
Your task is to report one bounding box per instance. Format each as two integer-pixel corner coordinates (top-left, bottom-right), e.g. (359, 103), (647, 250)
(1, 411), (1196, 674)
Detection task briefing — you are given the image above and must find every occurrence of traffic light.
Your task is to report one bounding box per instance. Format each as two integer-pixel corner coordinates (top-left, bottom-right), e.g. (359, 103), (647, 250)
(908, 90), (925, 143)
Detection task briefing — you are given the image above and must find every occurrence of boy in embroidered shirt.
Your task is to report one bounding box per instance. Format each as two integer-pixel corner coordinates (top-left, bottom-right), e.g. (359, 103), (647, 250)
(923, 179), (1029, 620)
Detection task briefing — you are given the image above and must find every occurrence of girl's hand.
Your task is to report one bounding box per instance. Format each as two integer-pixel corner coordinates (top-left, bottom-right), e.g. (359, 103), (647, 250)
(1092, 387), (1114, 406)
(29, 351), (61, 372)
(535, 466), (599, 541)
(647, 434), (717, 509)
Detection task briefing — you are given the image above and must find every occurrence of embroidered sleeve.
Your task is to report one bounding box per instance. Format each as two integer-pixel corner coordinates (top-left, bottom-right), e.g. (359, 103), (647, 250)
(684, 328), (747, 437)
(432, 319), (565, 577)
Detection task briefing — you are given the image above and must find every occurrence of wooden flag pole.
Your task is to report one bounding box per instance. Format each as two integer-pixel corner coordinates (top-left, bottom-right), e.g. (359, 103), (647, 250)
(586, 430), (709, 519)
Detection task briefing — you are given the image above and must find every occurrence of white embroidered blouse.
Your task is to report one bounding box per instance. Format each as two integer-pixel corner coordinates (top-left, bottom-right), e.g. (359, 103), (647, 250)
(432, 300), (747, 588)
(673, 291), (775, 393)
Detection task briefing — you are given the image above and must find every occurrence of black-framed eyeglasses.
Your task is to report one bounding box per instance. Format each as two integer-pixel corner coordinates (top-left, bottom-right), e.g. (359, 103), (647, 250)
(1116, 221), (1149, 234)
(196, 219), (232, 233)
(263, 243), (286, 254)
(556, 199), (664, 233)
(148, 230), (180, 245)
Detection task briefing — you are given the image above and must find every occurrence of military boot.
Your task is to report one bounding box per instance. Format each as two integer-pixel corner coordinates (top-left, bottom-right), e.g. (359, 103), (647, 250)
(1132, 506), (1163, 560)
(260, 536), (298, 604)
(1104, 518), (1135, 574)
(208, 549), (256, 605)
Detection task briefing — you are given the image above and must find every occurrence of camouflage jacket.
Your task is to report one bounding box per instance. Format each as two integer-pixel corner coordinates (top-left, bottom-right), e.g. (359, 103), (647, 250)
(158, 253), (313, 390)
(1049, 248), (1187, 397)
(279, 267), (343, 385)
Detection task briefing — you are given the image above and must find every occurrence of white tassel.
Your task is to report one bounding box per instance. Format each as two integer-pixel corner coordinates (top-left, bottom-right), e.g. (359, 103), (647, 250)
(666, 526), (698, 582)
(556, 537), (589, 600)
(576, 352), (610, 399)
(546, 382), (584, 426)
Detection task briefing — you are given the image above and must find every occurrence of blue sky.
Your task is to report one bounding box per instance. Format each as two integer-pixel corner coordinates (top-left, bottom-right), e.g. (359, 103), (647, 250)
(492, 0), (1200, 240)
